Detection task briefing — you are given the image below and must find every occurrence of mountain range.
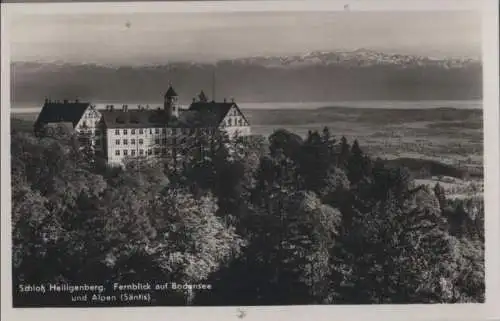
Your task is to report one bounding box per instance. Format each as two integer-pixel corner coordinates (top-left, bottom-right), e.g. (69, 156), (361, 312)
(11, 50), (482, 105)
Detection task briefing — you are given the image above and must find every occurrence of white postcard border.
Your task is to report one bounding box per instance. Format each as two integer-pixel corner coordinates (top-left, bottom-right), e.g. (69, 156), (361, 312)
(1, 1), (498, 321)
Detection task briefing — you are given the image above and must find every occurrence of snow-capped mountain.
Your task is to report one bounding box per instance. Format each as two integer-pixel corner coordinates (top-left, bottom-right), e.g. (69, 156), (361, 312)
(220, 49), (479, 69)
(14, 49), (480, 70)
(10, 49), (482, 104)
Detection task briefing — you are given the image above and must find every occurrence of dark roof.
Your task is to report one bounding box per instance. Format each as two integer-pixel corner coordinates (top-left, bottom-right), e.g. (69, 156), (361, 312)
(35, 101), (90, 127)
(164, 85), (178, 98)
(187, 102), (235, 127)
(100, 101), (249, 129)
(100, 109), (184, 129)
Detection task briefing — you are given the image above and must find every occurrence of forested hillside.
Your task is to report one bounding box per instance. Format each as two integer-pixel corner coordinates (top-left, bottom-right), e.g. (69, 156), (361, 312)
(11, 121), (484, 306)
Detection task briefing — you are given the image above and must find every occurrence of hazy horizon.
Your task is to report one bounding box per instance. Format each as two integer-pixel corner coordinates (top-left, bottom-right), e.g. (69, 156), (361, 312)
(10, 11), (481, 65)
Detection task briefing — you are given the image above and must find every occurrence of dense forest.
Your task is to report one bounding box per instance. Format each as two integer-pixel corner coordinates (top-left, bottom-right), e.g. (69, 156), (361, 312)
(11, 120), (484, 306)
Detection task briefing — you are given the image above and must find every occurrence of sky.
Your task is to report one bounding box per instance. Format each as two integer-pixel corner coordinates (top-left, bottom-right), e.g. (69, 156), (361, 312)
(9, 11), (481, 65)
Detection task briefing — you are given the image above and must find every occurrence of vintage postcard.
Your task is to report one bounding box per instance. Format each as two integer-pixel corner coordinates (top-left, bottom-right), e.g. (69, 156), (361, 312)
(1, 0), (499, 320)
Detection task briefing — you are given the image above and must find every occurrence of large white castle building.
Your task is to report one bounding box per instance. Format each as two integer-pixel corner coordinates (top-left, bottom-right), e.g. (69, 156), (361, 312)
(34, 84), (251, 166)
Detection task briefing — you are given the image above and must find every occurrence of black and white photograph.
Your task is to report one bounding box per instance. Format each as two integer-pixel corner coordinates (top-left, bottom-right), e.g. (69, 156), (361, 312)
(1, 0), (499, 318)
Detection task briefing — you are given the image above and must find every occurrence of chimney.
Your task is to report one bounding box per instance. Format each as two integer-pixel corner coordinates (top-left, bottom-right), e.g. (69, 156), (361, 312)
(192, 98), (196, 103)
(63, 99), (68, 104)
(75, 99), (79, 103)
(110, 105), (114, 111)
(231, 97), (235, 103)
(44, 98), (49, 104)
(223, 98), (227, 103)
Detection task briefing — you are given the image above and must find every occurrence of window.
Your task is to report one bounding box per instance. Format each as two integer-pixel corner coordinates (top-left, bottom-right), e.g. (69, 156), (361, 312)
(162, 128), (166, 134)
(115, 150), (120, 156)
(131, 139), (136, 144)
(116, 139), (120, 145)
(228, 119), (232, 127)
(95, 140), (101, 146)
(131, 129), (136, 134)
(95, 130), (100, 136)
(123, 150), (128, 156)
(139, 129), (144, 134)
(139, 139), (144, 145)
(124, 129), (128, 135)
(154, 148), (160, 155)
(155, 128), (160, 134)
(239, 118), (243, 126)
(162, 138), (167, 144)
(162, 148), (167, 154)
(139, 149), (144, 155)
(131, 150), (136, 156)
(124, 139), (128, 145)
(155, 138), (160, 145)
(147, 149), (152, 155)
(172, 128), (177, 135)
(150, 129), (153, 134)
(115, 129), (120, 135)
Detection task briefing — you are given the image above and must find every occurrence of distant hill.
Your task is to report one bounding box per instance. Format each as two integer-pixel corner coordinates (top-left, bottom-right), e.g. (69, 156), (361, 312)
(11, 50), (482, 104)
(382, 157), (483, 180)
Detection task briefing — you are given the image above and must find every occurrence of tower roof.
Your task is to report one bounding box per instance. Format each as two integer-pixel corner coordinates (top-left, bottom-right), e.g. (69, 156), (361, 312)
(198, 90), (208, 102)
(165, 84), (178, 98)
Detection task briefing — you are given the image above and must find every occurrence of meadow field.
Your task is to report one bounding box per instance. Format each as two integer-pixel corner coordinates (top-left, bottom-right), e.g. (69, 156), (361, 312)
(11, 104), (483, 200)
(244, 106), (484, 200)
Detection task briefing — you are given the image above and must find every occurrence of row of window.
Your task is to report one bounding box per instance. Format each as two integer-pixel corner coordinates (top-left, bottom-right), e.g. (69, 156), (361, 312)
(115, 148), (169, 156)
(225, 117), (245, 127)
(112, 127), (222, 136)
(114, 128), (182, 136)
(115, 138), (175, 145)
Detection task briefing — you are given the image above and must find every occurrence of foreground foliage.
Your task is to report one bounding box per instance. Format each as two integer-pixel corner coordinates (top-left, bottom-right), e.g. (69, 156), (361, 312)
(11, 123), (484, 305)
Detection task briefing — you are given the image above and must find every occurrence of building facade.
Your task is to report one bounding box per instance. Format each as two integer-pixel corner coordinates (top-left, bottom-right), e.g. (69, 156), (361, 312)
(34, 84), (251, 166)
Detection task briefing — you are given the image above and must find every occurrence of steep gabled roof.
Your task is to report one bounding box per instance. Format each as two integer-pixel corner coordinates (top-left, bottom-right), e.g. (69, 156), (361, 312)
(35, 101), (90, 128)
(187, 102), (234, 127)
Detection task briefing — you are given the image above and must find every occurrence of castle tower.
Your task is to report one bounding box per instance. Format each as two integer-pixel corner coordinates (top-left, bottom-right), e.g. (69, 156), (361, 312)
(164, 82), (179, 118)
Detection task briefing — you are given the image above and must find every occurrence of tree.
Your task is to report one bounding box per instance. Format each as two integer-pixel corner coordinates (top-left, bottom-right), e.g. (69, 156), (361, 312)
(331, 175), (454, 304)
(199, 191), (341, 305)
(434, 182), (447, 211)
(337, 136), (350, 169)
(148, 189), (245, 304)
(346, 139), (372, 186)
